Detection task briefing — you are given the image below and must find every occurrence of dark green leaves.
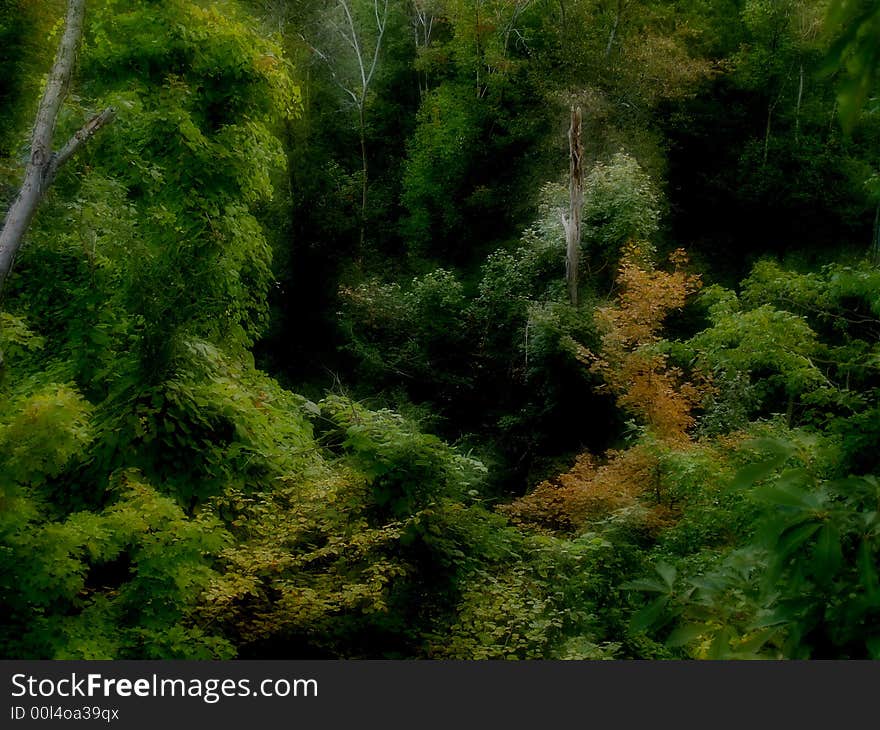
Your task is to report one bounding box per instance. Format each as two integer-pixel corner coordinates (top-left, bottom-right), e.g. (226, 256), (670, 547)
(824, 0), (880, 131)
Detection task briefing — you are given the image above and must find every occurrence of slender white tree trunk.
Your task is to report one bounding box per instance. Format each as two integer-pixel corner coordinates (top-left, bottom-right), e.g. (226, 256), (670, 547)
(358, 103), (368, 250)
(307, 0), (388, 251)
(605, 0), (623, 59)
(412, 1), (435, 97)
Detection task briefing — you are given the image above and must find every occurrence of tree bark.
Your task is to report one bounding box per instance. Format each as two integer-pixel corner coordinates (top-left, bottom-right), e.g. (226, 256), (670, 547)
(605, 0), (623, 60)
(762, 101), (774, 166)
(412, 1), (435, 98)
(562, 106), (584, 306)
(872, 199), (880, 267)
(308, 0), (387, 252)
(475, 3), (481, 97)
(0, 0), (114, 298)
(358, 103), (368, 252)
(795, 63), (804, 140)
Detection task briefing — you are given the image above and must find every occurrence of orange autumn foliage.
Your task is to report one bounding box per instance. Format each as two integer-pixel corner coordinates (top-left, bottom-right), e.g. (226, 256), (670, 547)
(500, 444), (675, 534)
(502, 244), (709, 534)
(587, 243), (708, 443)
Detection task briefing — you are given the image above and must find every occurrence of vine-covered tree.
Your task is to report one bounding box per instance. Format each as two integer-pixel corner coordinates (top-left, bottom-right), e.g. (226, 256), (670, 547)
(0, 0), (114, 297)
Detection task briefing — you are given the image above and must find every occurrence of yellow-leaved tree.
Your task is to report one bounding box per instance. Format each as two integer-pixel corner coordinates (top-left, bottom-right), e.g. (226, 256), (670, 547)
(502, 243), (710, 533)
(589, 243), (705, 444)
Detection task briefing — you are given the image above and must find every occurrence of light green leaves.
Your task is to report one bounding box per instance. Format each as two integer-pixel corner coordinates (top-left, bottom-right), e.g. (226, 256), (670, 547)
(583, 152), (661, 263)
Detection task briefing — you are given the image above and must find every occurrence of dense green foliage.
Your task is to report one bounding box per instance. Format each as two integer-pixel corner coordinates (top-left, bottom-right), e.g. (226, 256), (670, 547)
(1, 0), (878, 659)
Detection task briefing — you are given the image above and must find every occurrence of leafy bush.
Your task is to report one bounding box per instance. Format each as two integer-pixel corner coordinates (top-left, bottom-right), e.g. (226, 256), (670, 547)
(338, 268), (472, 409)
(627, 433), (880, 659)
(583, 153), (661, 270)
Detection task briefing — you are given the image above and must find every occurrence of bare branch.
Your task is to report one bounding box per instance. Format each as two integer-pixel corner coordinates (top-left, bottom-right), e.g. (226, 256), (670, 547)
(339, 0), (368, 91)
(301, 34), (360, 104)
(304, 0), (390, 249)
(326, 15), (360, 55)
(365, 0), (389, 89)
(46, 106), (117, 187)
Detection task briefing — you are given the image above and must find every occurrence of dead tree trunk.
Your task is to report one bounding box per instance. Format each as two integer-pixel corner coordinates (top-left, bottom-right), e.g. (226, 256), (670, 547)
(562, 106), (584, 306)
(0, 0), (115, 299)
(872, 200), (880, 267)
(795, 63), (804, 140)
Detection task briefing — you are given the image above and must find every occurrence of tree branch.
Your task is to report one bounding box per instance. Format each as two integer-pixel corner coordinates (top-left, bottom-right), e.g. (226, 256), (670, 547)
(0, 0), (114, 298)
(339, 0), (368, 91)
(45, 106), (117, 188)
(365, 0), (389, 89)
(302, 35), (360, 105)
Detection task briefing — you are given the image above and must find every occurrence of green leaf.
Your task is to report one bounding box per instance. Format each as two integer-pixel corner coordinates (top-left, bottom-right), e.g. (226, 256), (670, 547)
(666, 623), (709, 648)
(730, 458), (781, 491)
(752, 471), (819, 510)
(655, 561), (677, 591)
(812, 523), (843, 582)
(621, 578), (669, 594)
(749, 611), (789, 630)
(745, 438), (797, 460)
(775, 521), (822, 558)
(707, 626), (734, 660)
(857, 539), (880, 599)
(629, 596), (670, 633)
(303, 400), (321, 417)
(737, 628), (776, 654)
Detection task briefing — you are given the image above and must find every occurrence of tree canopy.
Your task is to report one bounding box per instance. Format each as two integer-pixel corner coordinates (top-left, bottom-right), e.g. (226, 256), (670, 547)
(1, 0), (879, 659)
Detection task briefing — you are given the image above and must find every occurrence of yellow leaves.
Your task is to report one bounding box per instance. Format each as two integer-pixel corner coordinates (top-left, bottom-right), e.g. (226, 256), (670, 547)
(591, 243), (707, 443)
(596, 243), (701, 350)
(501, 244), (710, 534)
(0, 312), (45, 355)
(0, 384), (93, 485)
(500, 445), (661, 533)
(199, 572), (260, 618)
(625, 31), (717, 104)
(255, 53), (278, 73)
(609, 352), (704, 443)
(198, 464), (412, 648)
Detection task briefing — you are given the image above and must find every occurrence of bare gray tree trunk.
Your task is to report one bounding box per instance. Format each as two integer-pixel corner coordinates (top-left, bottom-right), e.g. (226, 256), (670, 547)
(358, 104), (368, 251)
(474, 0), (483, 97)
(763, 102), (774, 166)
(562, 106), (584, 307)
(872, 200), (880, 267)
(795, 63), (804, 140)
(0, 0), (115, 298)
(604, 0), (623, 59)
(307, 0), (388, 252)
(411, 0), (436, 97)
